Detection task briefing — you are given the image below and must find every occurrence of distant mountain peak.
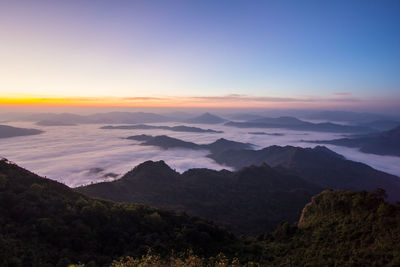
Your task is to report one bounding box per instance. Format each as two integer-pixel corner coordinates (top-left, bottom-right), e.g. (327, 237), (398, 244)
(186, 113), (225, 124)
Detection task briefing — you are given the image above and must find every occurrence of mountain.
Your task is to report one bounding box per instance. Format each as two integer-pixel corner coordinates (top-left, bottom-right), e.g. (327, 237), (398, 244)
(358, 120), (400, 131)
(101, 124), (223, 133)
(209, 145), (400, 201)
(252, 116), (307, 126)
(160, 111), (195, 120)
(0, 158), (241, 266)
(127, 135), (253, 154)
(186, 113), (226, 124)
(125, 135), (400, 201)
(36, 120), (77, 126)
(16, 112), (84, 123)
(2, 158), (400, 265)
(305, 110), (399, 123)
(261, 189), (400, 266)
(0, 125), (43, 138)
(205, 138), (253, 153)
(226, 116), (376, 133)
(84, 112), (171, 124)
(12, 112), (172, 125)
(306, 125), (400, 157)
(226, 113), (265, 121)
(249, 131), (284, 136)
(128, 135), (201, 150)
(77, 160), (322, 234)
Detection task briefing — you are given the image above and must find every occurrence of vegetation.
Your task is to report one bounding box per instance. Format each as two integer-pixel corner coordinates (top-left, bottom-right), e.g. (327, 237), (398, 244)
(110, 251), (259, 267)
(77, 161), (321, 234)
(0, 159), (246, 266)
(209, 145), (400, 201)
(1, 159), (400, 266)
(258, 189), (400, 266)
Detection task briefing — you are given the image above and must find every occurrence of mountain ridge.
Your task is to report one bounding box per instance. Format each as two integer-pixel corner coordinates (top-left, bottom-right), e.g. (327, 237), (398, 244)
(306, 125), (400, 156)
(127, 134), (254, 154)
(77, 160), (322, 234)
(1, 158), (400, 265)
(226, 116), (376, 133)
(209, 145), (400, 201)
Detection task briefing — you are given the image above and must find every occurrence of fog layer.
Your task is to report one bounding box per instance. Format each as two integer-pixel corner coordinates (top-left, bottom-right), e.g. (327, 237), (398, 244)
(0, 121), (399, 187)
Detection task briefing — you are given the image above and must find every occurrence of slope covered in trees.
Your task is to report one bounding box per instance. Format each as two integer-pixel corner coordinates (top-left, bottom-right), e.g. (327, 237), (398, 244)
(209, 145), (400, 201)
(77, 161), (322, 234)
(0, 159), (243, 266)
(1, 159), (400, 266)
(260, 189), (400, 266)
(112, 189), (400, 266)
(307, 125), (400, 157)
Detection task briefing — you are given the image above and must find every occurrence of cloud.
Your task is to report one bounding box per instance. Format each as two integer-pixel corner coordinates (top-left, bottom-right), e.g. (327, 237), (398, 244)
(333, 92), (352, 96)
(0, 121), (399, 188)
(122, 97), (169, 101)
(186, 94), (361, 104)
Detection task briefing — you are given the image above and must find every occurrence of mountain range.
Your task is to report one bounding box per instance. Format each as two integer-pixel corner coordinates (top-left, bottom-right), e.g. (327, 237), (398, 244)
(305, 110), (400, 124)
(358, 120), (400, 131)
(124, 133), (400, 201)
(22, 112), (172, 125)
(127, 135), (254, 154)
(305, 125), (400, 157)
(0, 158), (240, 266)
(1, 158), (400, 266)
(77, 160), (322, 234)
(36, 120), (77, 126)
(101, 124), (223, 133)
(225, 116), (376, 133)
(209, 145), (400, 201)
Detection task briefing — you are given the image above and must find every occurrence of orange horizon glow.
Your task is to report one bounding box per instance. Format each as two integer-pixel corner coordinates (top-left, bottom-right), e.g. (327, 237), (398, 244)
(1, 94), (396, 110)
(0, 96), (281, 108)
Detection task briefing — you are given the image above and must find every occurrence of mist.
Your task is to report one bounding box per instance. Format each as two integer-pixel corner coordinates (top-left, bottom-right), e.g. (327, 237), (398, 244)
(0, 119), (399, 188)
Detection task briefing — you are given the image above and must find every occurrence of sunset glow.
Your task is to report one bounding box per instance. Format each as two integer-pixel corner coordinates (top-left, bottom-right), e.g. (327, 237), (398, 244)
(0, 0), (399, 112)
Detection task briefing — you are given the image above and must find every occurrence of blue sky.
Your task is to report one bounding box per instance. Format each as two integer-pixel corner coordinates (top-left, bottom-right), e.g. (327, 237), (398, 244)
(0, 0), (399, 110)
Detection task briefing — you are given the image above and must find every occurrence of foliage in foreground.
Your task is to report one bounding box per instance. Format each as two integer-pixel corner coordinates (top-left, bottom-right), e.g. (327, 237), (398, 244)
(110, 251), (259, 267)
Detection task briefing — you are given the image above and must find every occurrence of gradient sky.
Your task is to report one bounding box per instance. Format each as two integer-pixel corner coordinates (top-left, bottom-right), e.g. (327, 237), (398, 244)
(0, 0), (399, 110)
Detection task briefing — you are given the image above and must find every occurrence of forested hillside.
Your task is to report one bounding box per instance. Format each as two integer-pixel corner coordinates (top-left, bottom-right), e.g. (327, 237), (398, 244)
(0, 159), (245, 266)
(1, 159), (400, 266)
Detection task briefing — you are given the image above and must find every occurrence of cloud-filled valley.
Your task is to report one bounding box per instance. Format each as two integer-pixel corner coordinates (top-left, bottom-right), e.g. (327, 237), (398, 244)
(0, 120), (399, 187)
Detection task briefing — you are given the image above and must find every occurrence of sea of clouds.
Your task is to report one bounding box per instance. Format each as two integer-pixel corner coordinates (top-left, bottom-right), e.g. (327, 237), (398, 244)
(1, 121), (399, 187)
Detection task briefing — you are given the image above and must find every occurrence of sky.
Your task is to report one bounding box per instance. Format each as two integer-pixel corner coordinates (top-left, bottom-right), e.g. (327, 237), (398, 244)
(0, 0), (399, 111)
